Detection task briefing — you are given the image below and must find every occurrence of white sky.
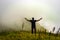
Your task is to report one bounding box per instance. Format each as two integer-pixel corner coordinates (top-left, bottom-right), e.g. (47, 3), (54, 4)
(0, 0), (60, 33)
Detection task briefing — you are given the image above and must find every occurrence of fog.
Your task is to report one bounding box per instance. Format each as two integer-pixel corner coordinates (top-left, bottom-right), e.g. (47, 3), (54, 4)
(0, 0), (60, 33)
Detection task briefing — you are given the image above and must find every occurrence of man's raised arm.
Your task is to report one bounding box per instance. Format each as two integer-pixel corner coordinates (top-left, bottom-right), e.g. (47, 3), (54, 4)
(36, 17), (42, 22)
(25, 18), (30, 22)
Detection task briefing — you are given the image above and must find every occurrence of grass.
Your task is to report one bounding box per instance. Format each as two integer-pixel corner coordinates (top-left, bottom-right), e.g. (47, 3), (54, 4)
(0, 31), (60, 40)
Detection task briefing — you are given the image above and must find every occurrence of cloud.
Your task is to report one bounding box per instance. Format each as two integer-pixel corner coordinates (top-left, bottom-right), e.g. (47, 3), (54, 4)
(0, 0), (60, 33)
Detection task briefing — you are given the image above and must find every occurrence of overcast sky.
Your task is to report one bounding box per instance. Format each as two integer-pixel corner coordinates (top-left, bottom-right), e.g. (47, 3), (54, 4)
(0, 0), (60, 33)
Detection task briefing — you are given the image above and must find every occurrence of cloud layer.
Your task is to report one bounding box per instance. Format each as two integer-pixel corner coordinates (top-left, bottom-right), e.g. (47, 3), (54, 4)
(0, 0), (60, 33)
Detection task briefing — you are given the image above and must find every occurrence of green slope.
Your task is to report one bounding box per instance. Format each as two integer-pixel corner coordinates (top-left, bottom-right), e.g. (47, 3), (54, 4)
(0, 31), (60, 40)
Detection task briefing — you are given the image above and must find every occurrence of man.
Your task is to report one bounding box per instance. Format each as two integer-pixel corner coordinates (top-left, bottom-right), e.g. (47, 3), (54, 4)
(25, 17), (42, 34)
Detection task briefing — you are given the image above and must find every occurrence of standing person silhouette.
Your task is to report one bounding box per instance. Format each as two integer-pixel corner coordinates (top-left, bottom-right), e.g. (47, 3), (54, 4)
(25, 17), (42, 34)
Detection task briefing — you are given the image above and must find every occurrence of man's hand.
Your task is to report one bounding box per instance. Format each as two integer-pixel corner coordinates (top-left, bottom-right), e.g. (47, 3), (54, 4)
(24, 18), (30, 22)
(40, 17), (42, 20)
(36, 17), (42, 22)
(25, 18), (27, 20)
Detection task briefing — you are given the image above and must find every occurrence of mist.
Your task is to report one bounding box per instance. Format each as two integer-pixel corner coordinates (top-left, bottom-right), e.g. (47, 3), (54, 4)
(0, 0), (60, 33)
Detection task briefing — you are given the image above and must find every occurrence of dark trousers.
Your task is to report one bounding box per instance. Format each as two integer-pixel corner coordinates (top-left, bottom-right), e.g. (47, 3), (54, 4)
(31, 27), (36, 34)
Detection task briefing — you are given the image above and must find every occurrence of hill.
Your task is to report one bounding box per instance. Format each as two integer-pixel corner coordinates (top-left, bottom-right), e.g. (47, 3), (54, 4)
(0, 31), (60, 40)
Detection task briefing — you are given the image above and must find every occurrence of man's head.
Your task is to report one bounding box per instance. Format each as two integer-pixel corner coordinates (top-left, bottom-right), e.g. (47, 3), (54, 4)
(32, 17), (34, 20)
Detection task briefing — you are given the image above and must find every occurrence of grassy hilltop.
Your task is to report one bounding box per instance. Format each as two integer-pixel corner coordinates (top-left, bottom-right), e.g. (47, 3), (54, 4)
(0, 22), (59, 40)
(0, 31), (60, 40)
